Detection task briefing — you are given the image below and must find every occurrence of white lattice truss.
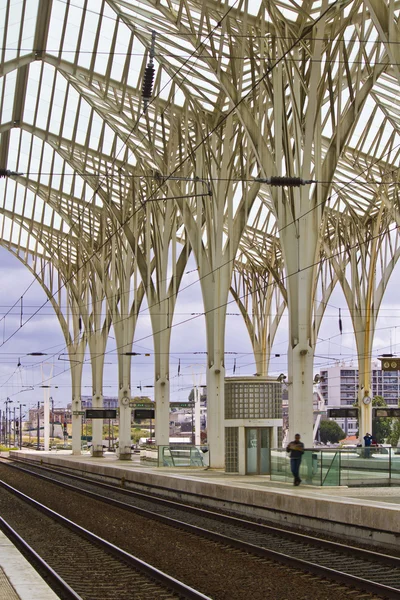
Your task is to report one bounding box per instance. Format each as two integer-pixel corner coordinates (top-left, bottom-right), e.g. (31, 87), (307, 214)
(1, 0), (400, 463)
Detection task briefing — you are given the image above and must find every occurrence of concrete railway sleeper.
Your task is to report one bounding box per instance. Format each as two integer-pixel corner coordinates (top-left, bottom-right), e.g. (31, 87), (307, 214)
(1, 459), (399, 599)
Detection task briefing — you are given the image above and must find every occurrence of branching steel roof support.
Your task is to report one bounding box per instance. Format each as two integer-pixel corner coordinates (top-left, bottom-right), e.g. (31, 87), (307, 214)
(139, 197), (191, 446)
(325, 207), (400, 439)
(176, 120), (261, 467)
(230, 261), (286, 376)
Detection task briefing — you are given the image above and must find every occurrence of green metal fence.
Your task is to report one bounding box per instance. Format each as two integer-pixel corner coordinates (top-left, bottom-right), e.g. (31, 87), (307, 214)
(270, 447), (400, 487)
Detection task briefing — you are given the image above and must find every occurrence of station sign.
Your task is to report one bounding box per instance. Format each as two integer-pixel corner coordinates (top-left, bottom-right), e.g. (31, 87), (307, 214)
(328, 407), (400, 418)
(170, 403), (195, 408)
(86, 409), (117, 419)
(72, 410), (85, 416)
(374, 408), (400, 418)
(129, 402), (153, 408)
(134, 409), (155, 419)
(327, 408), (358, 418)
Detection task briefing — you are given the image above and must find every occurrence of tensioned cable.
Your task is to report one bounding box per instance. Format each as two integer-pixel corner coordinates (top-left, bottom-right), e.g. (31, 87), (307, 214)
(4, 47), (400, 67)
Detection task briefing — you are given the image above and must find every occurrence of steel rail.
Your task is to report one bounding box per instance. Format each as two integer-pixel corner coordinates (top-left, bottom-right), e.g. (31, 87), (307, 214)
(8, 454), (394, 548)
(2, 458), (400, 599)
(0, 479), (211, 600)
(4, 456), (400, 568)
(0, 516), (83, 600)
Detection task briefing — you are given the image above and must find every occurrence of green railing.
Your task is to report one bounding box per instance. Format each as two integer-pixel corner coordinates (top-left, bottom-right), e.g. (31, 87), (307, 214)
(158, 445), (210, 468)
(270, 447), (400, 487)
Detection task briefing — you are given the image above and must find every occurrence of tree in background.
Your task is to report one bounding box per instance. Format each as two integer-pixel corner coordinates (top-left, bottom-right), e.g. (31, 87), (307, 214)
(320, 420), (346, 444)
(372, 396), (392, 444)
(387, 419), (400, 447)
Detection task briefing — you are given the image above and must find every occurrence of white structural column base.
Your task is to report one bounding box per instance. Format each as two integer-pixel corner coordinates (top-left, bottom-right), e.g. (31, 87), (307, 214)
(71, 414), (82, 455)
(91, 394), (104, 456)
(358, 388), (373, 442)
(155, 378), (170, 447)
(118, 401), (132, 460)
(206, 365), (225, 468)
(288, 344), (314, 447)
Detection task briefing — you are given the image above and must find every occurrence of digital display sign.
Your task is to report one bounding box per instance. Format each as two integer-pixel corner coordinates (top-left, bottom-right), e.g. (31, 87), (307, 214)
(86, 409), (117, 419)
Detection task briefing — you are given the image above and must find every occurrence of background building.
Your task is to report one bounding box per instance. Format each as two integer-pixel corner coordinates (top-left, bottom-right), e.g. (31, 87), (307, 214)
(319, 362), (400, 435)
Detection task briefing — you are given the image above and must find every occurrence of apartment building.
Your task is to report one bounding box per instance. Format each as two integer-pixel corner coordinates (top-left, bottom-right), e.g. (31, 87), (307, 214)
(319, 361), (400, 435)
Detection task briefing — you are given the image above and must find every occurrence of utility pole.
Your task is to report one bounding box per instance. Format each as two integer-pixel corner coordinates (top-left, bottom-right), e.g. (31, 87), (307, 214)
(13, 407), (16, 446)
(5, 399), (13, 447)
(50, 397), (54, 439)
(19, 404), (25, 449)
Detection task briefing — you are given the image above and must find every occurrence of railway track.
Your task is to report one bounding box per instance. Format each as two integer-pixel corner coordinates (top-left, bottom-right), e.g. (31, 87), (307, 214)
(2, 457), (399, 599)
(0, 478), (210, 600)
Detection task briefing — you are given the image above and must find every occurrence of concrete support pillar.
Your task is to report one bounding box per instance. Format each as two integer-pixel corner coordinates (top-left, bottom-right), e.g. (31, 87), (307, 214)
(288, 343), (314, 447)
(70, 352), (84, 456)
(152, 315), (171, 447)
(72, 412), (82, 455)
(92, 393), (103, 451)
(271, 426), (278, 449)
(283, 212), (317, 449)
(194, 386), (201, 446)
(154, 378), (169, 446)
(118, 386), (132, 459)
(206, 364), (226, 468)
(238, 426), (245, 475)
(357, 335), (373, 441)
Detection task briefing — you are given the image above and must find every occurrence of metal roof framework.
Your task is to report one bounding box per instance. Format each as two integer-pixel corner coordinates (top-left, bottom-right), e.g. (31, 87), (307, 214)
(1, 0), (400, 462)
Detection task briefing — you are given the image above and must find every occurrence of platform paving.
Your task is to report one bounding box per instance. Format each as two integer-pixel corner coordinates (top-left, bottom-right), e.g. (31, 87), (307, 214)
(0, 531), (58, 600)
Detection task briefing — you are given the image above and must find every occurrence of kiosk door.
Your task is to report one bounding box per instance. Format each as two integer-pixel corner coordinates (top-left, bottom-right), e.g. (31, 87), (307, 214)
(246, 428), (271, 475)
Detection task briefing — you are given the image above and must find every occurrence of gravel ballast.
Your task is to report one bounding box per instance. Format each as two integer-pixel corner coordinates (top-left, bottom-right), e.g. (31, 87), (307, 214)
(0, 464), (381, 600)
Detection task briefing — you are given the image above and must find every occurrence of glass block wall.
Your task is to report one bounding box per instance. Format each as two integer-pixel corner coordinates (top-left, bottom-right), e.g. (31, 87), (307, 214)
(225, 427), (239, 472)
(225, 377), (282, 419)
(277, 426), (283, 448)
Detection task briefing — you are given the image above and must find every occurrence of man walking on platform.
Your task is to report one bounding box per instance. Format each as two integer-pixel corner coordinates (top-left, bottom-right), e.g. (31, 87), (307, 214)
(286, 434), (305, 485)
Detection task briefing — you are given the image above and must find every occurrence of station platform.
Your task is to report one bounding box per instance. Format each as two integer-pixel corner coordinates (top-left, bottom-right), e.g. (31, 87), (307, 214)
(0, 531), (58, 600)
(6, 449), (400, 551)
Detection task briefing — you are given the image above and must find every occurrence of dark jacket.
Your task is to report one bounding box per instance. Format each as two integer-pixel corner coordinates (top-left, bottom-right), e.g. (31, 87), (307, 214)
(286, 440), (305, 459)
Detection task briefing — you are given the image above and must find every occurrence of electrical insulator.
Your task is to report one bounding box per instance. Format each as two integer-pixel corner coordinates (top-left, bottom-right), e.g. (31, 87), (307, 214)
(142, 31), (156, 112)
(254, 176), (314, 186)
(0, 168), (23, 178)
(142, 65), (155, 100)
